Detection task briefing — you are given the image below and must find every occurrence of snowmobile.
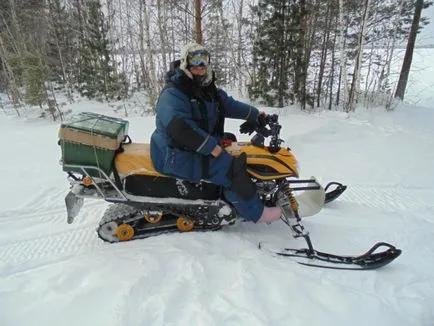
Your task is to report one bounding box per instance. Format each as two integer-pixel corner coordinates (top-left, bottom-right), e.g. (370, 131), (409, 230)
(59, 112), (401, 270)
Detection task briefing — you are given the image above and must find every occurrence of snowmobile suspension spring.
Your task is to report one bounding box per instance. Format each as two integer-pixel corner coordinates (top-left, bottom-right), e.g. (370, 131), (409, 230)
(279, 182), (315, 253)
(281, 183), (299, 212)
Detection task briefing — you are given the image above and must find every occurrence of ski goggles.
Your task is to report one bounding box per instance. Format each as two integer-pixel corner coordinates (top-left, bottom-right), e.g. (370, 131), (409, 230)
(188, 51), (210, 67)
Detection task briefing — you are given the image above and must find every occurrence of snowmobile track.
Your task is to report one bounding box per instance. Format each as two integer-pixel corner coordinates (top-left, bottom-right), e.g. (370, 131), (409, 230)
(334, 185), (434, 212)
(0, 224), (102, 264)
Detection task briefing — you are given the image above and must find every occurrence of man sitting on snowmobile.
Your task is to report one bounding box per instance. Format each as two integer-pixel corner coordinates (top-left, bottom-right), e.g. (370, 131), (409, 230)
(150, 42), (282, 224)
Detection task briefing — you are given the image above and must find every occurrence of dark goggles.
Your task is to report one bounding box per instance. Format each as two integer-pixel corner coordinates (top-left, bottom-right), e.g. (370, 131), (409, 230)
(188, 51), (210, 67)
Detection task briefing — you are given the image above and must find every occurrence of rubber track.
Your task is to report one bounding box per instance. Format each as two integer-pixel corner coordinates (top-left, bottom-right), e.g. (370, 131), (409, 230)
(97, 203), (221, 243)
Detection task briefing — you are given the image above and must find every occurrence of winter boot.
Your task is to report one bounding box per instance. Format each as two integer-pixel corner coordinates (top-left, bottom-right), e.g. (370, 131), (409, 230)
(256, 206), (282, 224)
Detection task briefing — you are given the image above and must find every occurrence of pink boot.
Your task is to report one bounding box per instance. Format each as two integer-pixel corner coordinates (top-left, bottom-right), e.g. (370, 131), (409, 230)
(257, 206), (282, 224)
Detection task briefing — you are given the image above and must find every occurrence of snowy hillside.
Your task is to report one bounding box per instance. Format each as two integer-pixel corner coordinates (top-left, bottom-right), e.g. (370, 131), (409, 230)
(0, 100), (433, 326)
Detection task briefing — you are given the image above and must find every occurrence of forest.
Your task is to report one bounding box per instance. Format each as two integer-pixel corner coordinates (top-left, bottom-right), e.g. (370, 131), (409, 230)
(0, 0), (432, 118)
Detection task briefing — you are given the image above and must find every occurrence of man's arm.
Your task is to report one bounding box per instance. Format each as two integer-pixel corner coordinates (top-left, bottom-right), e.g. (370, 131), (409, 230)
(217, 89), (260, 122)
(157, 88), (218, 155)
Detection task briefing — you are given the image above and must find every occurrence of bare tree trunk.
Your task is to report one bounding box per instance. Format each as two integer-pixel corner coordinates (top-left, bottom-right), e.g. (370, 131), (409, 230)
(276, 2), (287, 108)
(117, 0), (127, 76)
(363, 42), (377, 107)
(47, 0), (73, 102)
(347, 0), (370, 112)
(0, 14), (20, 57)
(337, 0), (349, 109)
(55, 34), (73, 102)
(168, 1), (177, 62)
(47, 81), (63, 121)
(316, 5), (332, 107)
(215, 1), (244, 86)
(9, 0), (27, 54)
(127, 1), (136, 71)
(143, 1), (158, 112)
(75, 0), (85, 79)
(237, 0), (244, 90)
(0, 34), (22, 114)
(328, 27), (338, 110)
(394, 0), (423, 100)
(138, 0), (147, 90)
(379, 0), (404, 95)
(195, 0), (203, 44)
(294, 0), (307, 110)
(106, 0), (114, 46)
(157, 0), (168, 74)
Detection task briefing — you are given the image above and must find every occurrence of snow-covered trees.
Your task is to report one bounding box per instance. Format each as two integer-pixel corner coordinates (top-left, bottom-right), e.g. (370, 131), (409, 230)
(0, 0), (432, 117)
(247, 0), (432, 110)
(248, 0), (301, 108)
(395, 0), (427, 101)
(76, 0), (126, 101)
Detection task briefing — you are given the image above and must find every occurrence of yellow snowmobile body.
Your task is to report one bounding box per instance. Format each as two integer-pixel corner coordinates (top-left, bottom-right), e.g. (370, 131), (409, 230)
(113, 142), (299, 181)
(62, 114), (346, 243)
(60, 113), (404, 271)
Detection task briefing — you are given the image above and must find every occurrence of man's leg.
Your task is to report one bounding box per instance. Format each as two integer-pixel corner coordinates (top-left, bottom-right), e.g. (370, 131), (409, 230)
(206, 152), (264, 222)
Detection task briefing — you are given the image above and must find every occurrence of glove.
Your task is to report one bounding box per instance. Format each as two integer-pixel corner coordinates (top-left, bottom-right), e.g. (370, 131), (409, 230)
(239, 120), (256, 135)
(257, 112), (267, 128)
(239, 112), (268, 135)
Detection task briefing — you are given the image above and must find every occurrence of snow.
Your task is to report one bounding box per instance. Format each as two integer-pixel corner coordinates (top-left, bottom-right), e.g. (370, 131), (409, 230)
(1, 71), (434, 326)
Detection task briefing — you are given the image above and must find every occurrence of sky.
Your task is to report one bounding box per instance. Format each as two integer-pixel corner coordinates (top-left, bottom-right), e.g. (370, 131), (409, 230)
(418, 4), (434, 45)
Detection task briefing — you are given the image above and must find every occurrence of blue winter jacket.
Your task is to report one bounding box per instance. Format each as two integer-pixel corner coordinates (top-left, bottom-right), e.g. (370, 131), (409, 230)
(150, 68), (259, 182)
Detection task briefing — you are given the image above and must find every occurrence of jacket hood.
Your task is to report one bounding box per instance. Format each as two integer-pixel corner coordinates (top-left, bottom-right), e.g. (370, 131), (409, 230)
(179, 42), (213, 87)
(164, 61), (218, 102)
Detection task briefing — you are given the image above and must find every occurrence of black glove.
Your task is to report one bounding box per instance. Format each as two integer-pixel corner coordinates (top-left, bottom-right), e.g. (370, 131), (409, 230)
(239, 120), (256, 135)
(257, 112), (267, 128)
(239, 112), (268, 135)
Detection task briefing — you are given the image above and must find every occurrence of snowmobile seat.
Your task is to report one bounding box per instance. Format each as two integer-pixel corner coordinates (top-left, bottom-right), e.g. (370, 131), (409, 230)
(115, 143), (221, 200)
(115, 143), (164, 177)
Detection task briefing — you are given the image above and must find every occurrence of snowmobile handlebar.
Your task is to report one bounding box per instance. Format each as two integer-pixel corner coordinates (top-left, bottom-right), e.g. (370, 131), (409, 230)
(251, 114), (284, 153)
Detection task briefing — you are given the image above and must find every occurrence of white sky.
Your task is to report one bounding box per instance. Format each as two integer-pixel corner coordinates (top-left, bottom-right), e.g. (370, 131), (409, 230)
(418, 4), (434, 45)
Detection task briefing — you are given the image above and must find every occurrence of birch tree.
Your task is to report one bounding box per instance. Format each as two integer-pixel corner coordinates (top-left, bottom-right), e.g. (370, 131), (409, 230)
(346, 0), (371, 112)
(156, 0), (169, 74)
(142, 0), (158, 111)
(337, 0), (349, 110)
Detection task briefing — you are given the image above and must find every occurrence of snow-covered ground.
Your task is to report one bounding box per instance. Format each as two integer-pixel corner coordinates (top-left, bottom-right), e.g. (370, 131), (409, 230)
(1, 48), (434, 325)
(0, 101), (433, 326)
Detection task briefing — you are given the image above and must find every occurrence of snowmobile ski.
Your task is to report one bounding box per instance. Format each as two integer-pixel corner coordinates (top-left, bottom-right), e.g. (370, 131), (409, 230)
(324, 181), (347, 204)
(264, 189), (402, 270)
(261, 242), (401, 270)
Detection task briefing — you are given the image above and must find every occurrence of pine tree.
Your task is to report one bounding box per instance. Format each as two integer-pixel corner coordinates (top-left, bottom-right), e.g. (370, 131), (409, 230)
(248, 0), (305, 108)
(45, 0), (75, 93)
(204, 2), (233, 86)
(76, 0), (127, 100)
(23, 54), (47, 106)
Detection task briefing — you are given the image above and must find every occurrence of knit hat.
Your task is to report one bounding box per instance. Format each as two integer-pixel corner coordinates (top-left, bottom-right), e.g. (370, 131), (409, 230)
(179, 42), (213, 86)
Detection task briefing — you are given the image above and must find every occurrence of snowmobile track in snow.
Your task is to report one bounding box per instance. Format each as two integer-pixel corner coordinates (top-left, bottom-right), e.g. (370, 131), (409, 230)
(1, 184), (432, 268)
(0, 190), (109, 265)
(334, 184), (434, 212)
(0, 225), (102, 265)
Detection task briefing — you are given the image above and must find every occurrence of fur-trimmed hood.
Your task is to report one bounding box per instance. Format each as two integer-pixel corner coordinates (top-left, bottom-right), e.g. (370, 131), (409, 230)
(179, 42), (213, 87)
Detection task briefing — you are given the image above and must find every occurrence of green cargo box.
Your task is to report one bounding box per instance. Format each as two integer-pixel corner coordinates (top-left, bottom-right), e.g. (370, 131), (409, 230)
(59, 112), (129, 177)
